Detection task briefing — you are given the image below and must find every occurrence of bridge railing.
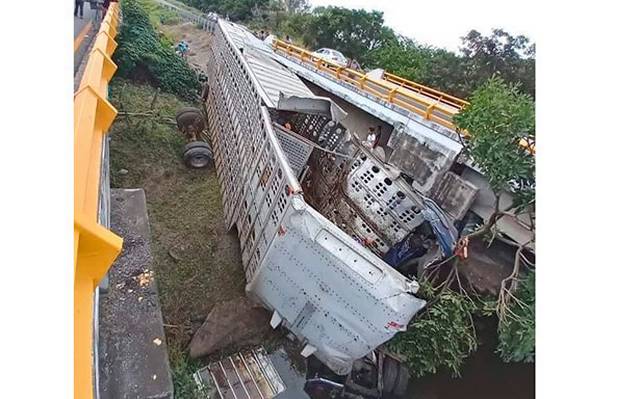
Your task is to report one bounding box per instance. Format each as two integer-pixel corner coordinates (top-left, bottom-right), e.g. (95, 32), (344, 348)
(154, 0), (216, 32)
(272, 39), (535, 154)
(272, 38), (463, 130)
(381, 71), (469, 109)
(74, 3), (123, 398)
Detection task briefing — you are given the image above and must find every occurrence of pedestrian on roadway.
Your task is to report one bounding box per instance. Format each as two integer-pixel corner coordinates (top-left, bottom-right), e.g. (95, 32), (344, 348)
(74, 0), (84, 18)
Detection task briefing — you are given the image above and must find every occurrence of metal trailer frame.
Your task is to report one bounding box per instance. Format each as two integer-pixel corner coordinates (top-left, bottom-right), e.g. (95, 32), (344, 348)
(194, 347), (286, 399)
(204, 20), (425, 375)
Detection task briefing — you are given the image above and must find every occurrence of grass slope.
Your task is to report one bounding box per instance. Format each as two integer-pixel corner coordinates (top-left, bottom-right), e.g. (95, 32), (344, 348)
(109, 78), (246, 397)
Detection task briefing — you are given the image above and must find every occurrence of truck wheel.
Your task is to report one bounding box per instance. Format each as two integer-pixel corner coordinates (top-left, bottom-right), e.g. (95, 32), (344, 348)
(183, 144), (213, 169)
(382, 357), (398, 395)
(184, 140), (212, 152)
(392, 364), (410, 397)
(176, 107), (205, 133)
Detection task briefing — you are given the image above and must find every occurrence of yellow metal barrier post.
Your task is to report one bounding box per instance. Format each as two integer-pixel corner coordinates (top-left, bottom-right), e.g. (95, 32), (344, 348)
(74, 3), (122, 398)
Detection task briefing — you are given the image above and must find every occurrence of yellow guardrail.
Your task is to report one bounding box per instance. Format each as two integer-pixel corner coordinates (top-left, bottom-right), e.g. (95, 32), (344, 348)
(272, 39), (536, 154)
(381, 71), (469, 109)
(272, 38), (463, 130)
(74, 3), (122, 399)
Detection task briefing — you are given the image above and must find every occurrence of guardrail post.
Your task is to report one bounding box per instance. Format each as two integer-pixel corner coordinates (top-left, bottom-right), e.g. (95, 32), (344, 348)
(387, 87), (398, 102)
(359, 75), (367, 89)
(424, 103), (436, 120)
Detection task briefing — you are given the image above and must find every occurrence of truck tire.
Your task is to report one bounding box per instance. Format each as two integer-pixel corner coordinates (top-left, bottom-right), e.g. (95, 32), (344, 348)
(176, 107), (205, 133)
(184, 140), (212, 152)
(382, 357), (398, 396)
(183, 145), (213, 169)
(392, 364), (410, 397)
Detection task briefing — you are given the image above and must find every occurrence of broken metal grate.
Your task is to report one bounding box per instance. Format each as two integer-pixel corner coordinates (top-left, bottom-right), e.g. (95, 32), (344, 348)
(194, 347), (286, 399)
(273, 124), (313, 178)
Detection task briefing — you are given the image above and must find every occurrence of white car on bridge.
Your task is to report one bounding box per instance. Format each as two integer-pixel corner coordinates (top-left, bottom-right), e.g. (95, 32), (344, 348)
(311, 48), (348, 67)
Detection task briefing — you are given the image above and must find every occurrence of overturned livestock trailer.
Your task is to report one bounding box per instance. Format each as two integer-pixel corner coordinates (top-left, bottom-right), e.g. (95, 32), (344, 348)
(202, 19), (456, 375)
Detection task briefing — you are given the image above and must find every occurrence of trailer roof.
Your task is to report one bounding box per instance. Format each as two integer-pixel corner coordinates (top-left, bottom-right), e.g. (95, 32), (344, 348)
(219, 20), (315, 108)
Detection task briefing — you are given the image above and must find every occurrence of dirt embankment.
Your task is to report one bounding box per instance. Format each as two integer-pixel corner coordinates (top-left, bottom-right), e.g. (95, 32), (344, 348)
(160, 22), (213, 72)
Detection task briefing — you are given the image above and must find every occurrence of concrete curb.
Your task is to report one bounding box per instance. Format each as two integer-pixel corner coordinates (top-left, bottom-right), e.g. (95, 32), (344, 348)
(98, 188), (174, 399)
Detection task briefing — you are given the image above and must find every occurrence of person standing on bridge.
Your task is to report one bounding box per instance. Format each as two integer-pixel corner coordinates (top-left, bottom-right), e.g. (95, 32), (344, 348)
(74, 0), (84, 18)
(100, 0), (116, 20)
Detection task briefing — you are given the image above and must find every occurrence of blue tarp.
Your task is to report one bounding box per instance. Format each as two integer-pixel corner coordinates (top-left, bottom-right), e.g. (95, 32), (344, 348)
(383, 199), (458, 268)
(420, 198), (458, 257)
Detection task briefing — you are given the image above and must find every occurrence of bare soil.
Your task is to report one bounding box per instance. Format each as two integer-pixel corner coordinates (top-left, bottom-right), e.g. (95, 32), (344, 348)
(160, 21), (213, 72)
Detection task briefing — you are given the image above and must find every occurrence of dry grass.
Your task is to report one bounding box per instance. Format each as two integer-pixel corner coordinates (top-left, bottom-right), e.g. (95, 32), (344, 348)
(109, 78), (246, 397)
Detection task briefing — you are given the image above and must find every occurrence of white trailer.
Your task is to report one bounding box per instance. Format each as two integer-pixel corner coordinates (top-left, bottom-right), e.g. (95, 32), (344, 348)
(202, 19), (458, 376)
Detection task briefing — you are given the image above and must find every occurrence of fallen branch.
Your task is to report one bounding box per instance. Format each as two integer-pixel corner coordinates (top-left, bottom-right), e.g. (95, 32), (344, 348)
(116, 111), (177, 125)
(163, 323), (187, 329)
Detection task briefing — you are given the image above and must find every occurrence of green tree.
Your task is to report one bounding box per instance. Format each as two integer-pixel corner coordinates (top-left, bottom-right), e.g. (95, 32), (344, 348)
(495, 270), (535, 362)
(387, 282), (478, 377)
(180, 1), (535, 99)
(364, 36), (429, 82)
(183, 0), (269, 21)
(293, 6), (394, 59)
(283, 0), (309, 13)
(454, 76), (535, 212)
(460, 29), (536, 98)
(393, 78), (536, 376)
(454, 77), (536, 362)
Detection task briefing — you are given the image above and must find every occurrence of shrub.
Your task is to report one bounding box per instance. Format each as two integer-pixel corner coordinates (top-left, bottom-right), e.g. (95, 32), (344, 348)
(496, 271), (535, 362)
(114, 0), (200, 100)
(386, 283), (478, 377)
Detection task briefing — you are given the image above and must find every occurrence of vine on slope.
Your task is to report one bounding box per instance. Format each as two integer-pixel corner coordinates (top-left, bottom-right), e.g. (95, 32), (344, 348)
(114, 0), (200, 100)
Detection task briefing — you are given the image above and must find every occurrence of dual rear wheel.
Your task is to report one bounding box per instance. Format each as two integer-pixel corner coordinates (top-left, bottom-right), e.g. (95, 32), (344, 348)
(183, 141), (213, 169)
(176, 107), (213, 169)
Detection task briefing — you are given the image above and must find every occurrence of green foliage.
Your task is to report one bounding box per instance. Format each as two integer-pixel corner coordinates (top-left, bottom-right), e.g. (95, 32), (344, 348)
(495, 271), (535, 362)
(168, 343), (205, 398)
(176, 1), (535, 99)
(183, 0), (268, 21)
(292, 6), (394, 60)
(454, 77), (535, 211)
(282, 0), (310, 14)
(386, 283), (478, 377)
(140, 0), (181, 26)
(114, 0), (200, 100)
(364, 36), (427, 81)
(460, 29), (536, 98)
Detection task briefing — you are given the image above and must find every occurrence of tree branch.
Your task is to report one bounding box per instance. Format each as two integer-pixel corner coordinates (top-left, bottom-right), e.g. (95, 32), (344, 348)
(496, 239), (533, 322)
